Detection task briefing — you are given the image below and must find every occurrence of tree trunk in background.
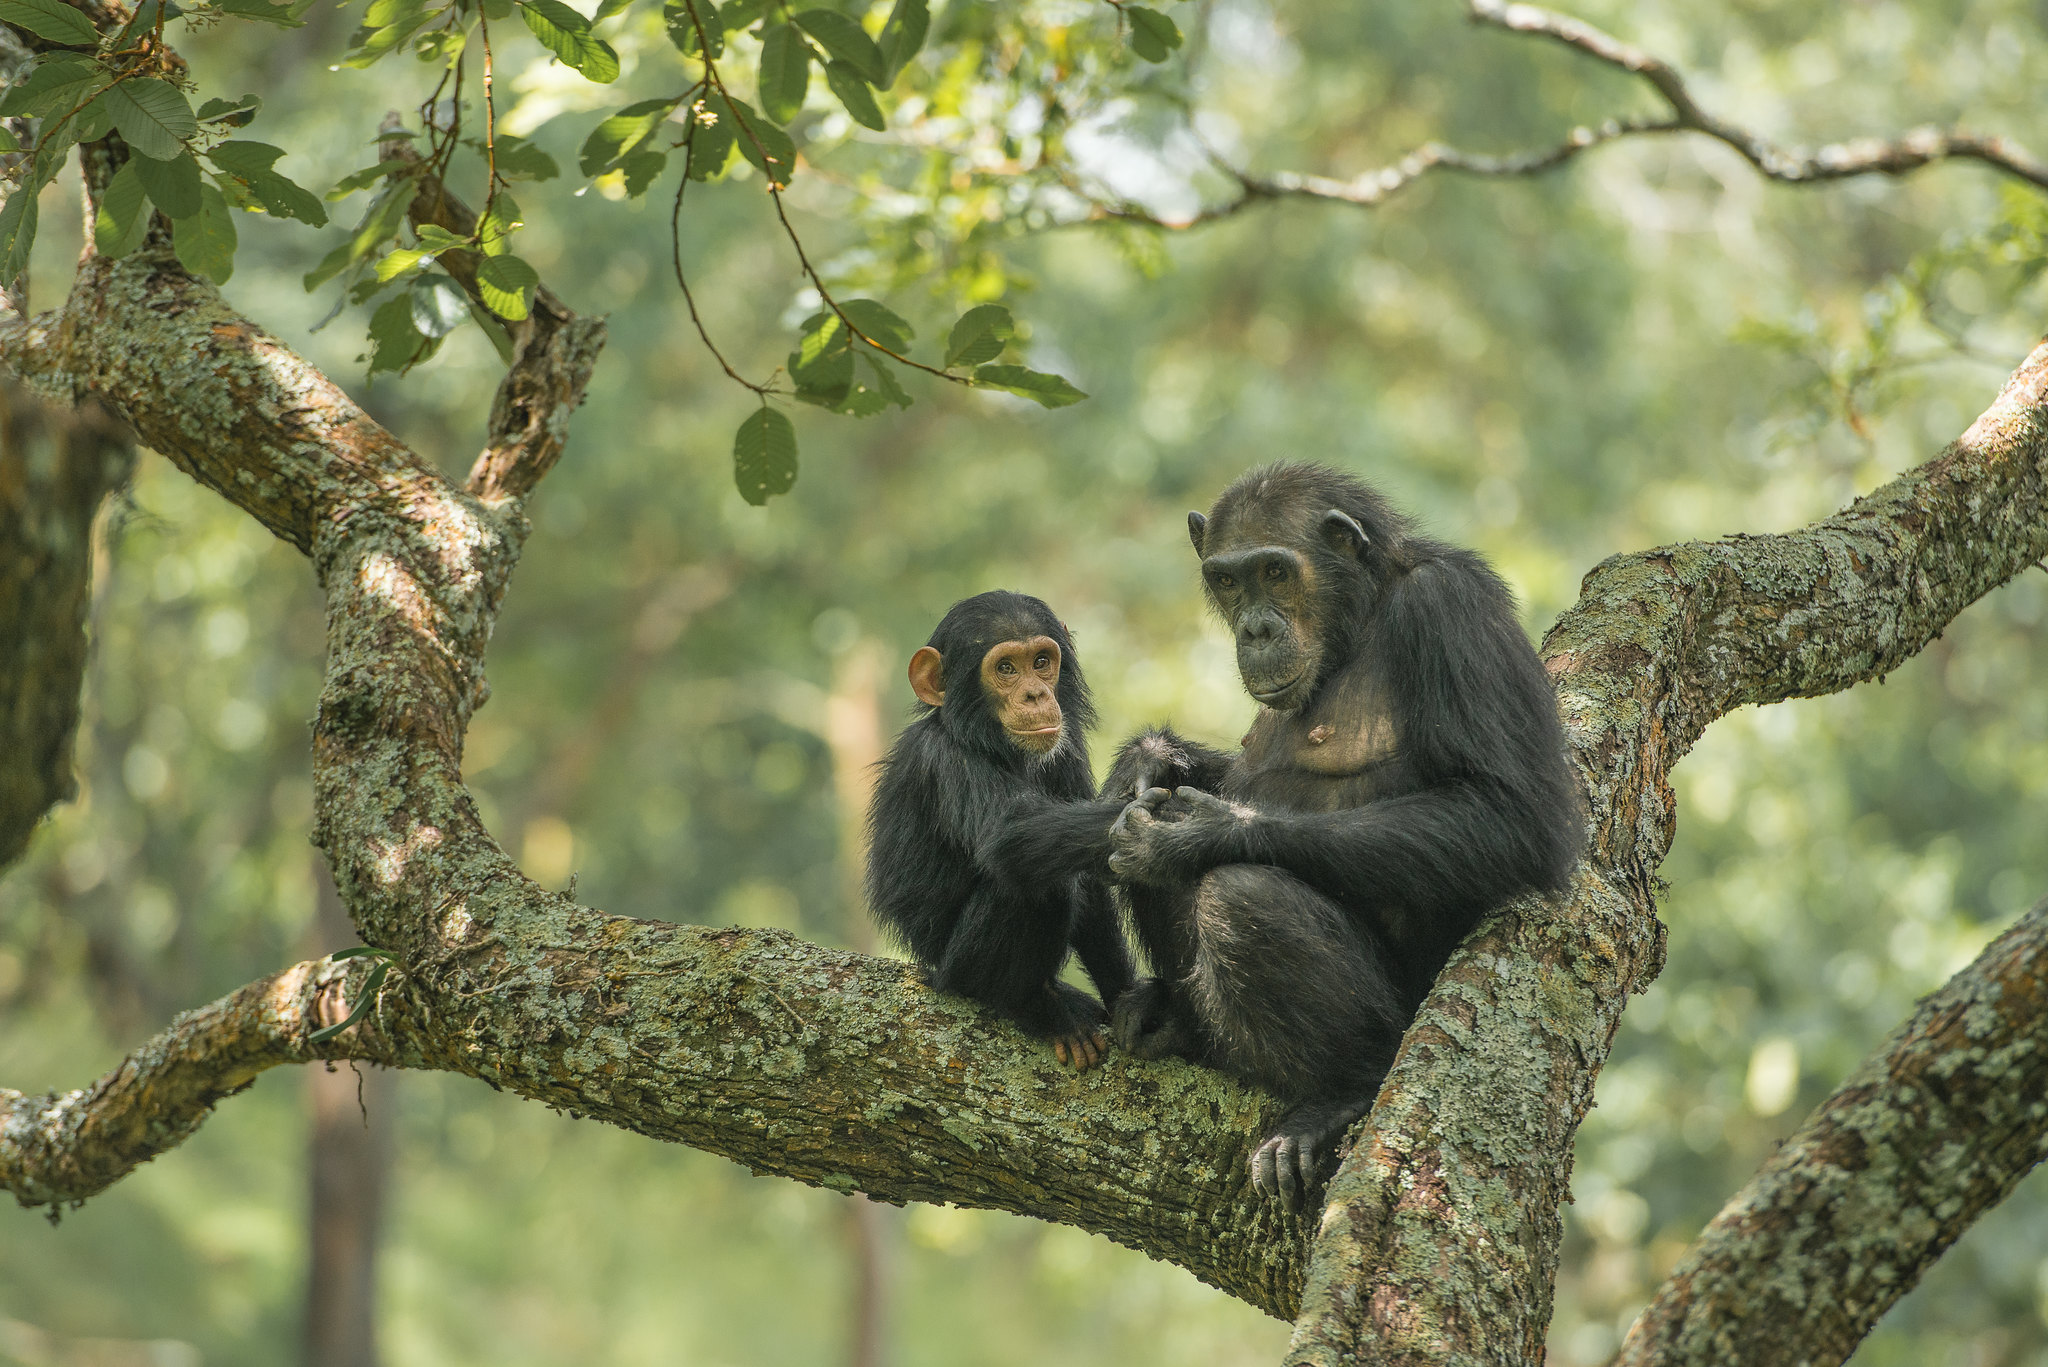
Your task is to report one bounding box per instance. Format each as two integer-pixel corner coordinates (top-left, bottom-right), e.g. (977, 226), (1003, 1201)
(301, 860), (393, 1367)
(828, 640), (893, 1367)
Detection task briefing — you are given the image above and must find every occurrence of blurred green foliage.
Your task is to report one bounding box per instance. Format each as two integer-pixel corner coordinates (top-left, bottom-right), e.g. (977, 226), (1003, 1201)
(3, 0), (2048, 1361)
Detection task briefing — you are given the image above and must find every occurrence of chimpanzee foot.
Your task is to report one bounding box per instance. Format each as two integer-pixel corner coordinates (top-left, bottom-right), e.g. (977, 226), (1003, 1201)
(1047, 982), (1109, 1071)
(1250, 1097), (1374, 1211)
(1109, 978), (1196, 1060)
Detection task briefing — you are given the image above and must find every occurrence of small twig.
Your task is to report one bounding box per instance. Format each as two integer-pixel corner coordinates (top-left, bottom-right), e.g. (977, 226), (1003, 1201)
(477, 5), (499, 227)
(670, 120), (773, 396)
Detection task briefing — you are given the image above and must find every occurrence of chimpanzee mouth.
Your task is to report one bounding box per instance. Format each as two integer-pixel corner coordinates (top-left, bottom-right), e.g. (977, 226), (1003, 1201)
(1248, 672), (1307, 706)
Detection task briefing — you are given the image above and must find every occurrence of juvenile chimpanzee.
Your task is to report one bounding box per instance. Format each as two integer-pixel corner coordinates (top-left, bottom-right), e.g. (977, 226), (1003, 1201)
(865, 591), (1136, 1069)
(1102, 462), (1583, 1205)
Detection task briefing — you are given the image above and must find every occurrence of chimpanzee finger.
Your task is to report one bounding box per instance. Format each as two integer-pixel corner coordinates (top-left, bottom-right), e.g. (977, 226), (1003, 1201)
(1293, 1142), (1319, 1208)
(1053, 1037), (1071, 1067)
(1251, 1140), (1278, 1200)
(1276, 1136), (1303, 1210)
(1136, 787), (1174, 808)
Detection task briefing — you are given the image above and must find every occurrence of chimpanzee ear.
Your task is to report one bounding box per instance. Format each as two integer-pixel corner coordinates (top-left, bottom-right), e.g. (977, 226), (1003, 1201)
(907, 647), (946, 707)
(1187, 512), (1207, 556)
(1322, 509), (1369, 559)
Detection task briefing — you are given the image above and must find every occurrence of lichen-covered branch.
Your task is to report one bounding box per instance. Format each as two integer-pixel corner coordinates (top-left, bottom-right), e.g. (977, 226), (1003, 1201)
(1615, 895), (2048, 1367)
(0, 955), (404, 1210)
(0, 382), (131, 870)
(1278, 342), (2048, 1365)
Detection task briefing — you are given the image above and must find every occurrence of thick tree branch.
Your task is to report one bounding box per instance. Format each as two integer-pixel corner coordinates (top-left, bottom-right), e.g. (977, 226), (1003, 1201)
(0, 382), (131, 869)
(0, 954), (407, 1210)
(1616, 895), (2048, 1367)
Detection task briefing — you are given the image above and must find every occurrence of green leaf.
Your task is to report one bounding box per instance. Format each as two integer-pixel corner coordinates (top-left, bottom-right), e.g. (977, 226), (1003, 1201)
(104, 78), (197, 160)
(862, 351), (911, 409)
(822, 60), (883, 131)
(415, 222), (469, 251)
(713, 94), (794, 188)
(476, 252), (538, 319)
(131, 149), (200, 219)
(592, 0), (632, 17)
(518, 0), (620, 82)
(0, 54), (102, 118)
(494, 135), (559, 181)
(215, 0), (302, 26)
(343, 9), (433, 66)
(305, 960), (391, 1042)
(944, 302), (1012, 367)
(1125, 5), (1181, 62)
(876, 0), (925, 84)
(373, 245), (431, 281)
(838, 298), (913, 353)
(326, 161), (407, 200)
(196, 93), (261, 126)
(717, 0), (759, 30)
(171, 183), (237, 284)
(367, 293), (428, 372)
(0, 0), (99, 47)
(683, 99), (733, 179)
(363, 0), (423, 24)
(972, 363), (1086, 408)
(477, 193), (521, 255)
(0, 190), (37, 284)
(618, 147), (667, 197)
(733, 406), (797, 505)
(0, 129), (16, 152)
(409, 272), (468, 337)
(578, 95), (673, 177)
(756, 22), (809, 125)
(793, 9), (882, 84)
(209, 141), (326, 225)
(94, 162), (151, 260)
(662, 0), (719, 56)
(302, 180), (413, 291)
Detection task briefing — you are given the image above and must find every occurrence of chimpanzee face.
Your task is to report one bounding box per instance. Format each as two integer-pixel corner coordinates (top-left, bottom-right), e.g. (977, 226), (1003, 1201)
(978, 636), (1064, 754)
(905, 631), (1066, 755)
(1199, 543), (1323, 711)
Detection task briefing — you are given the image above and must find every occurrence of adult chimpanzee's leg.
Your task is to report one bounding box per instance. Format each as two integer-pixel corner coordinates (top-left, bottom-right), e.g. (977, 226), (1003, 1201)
(1109, 880), (1210, 1063)
(1182, 864), (1408, 1209)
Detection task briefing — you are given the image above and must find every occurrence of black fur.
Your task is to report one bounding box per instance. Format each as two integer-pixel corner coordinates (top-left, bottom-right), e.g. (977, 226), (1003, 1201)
(865, 591), (1136, 1057)
(1105, 463), (1583, 1205)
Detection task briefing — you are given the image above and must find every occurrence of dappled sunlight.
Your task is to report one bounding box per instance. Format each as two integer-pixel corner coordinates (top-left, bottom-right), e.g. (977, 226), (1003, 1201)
(369, 824), (444, 886)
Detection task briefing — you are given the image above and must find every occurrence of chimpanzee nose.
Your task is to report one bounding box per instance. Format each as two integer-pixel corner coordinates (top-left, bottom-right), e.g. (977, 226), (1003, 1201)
(1242, 616), (1278, 644)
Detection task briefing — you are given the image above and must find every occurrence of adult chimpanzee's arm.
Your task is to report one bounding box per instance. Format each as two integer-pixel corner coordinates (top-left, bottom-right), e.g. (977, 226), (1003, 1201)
(1110, 552), (1581, 948)
(1103, 728), (1237, 801)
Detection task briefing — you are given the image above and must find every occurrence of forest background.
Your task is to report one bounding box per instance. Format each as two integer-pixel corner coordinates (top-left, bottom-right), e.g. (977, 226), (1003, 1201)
(0, 0), (2044, 1362)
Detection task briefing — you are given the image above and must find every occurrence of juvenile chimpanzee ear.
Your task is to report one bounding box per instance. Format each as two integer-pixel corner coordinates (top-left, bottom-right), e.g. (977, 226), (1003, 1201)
(1321, 509), (1369, 559)
(1187, 511), (1207, 556)
(907, 646), (946, 707)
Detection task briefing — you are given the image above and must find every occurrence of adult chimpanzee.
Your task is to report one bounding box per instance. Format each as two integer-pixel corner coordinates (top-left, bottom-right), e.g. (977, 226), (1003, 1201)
(866, 591), (1135, 1069)
(1102, 462), (1582, 1205)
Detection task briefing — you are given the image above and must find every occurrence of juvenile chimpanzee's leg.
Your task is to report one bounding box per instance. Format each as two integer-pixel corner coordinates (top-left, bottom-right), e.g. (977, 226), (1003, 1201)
(932, 883), (1109, 1068)
(1068, 875), (1136, 1007)
(1182, 864), (1408, 1209)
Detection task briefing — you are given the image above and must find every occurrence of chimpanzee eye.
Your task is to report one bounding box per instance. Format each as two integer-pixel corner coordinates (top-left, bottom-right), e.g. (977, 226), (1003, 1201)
(1034, 653), (1050, 669)
(1265, 563), (1287, 583)
(1215, 574), (1235, 589)
(997, 660), (1016, 675)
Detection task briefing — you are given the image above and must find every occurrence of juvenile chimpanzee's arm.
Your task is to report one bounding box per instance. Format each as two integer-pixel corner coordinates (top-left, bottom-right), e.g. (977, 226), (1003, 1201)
(1103, 728), (1236, 801)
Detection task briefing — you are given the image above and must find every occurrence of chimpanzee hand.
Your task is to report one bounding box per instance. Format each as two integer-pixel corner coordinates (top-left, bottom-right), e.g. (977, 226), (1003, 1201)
(1109, 978), (1199, 1061)
(1105, 732), (1194, 801)
(1045, 981), (1110, 1070)
(1107, 788), (1252, 885)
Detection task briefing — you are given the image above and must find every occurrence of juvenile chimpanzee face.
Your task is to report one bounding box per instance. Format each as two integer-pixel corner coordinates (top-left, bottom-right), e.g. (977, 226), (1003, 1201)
(979, 635), (1064, 754)
(905, 632), (1066, 755)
